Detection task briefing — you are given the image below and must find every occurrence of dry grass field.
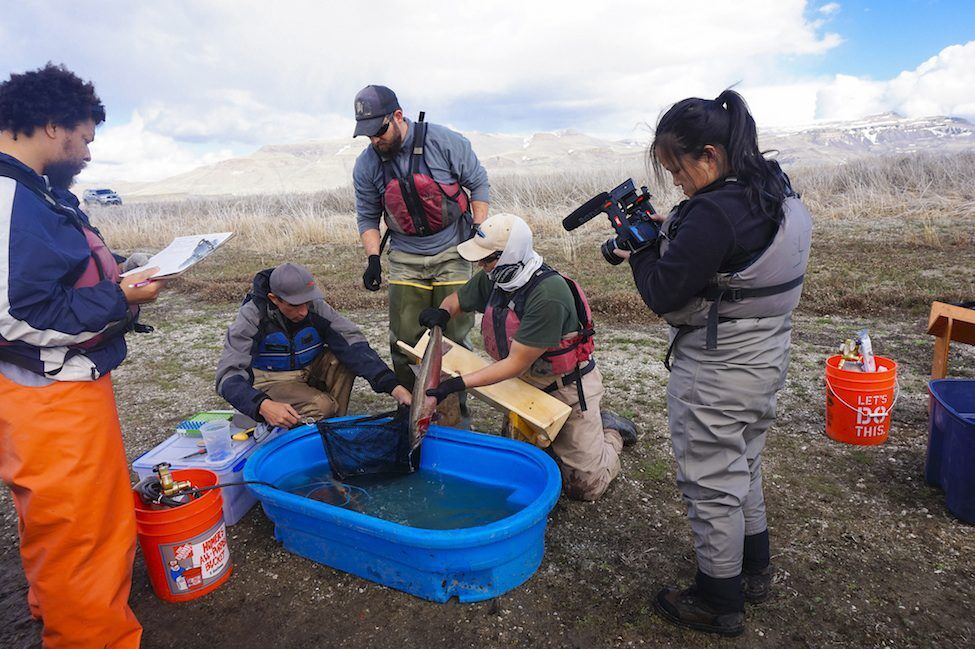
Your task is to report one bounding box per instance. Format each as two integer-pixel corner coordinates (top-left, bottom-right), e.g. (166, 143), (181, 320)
(1, 152), (974, 648)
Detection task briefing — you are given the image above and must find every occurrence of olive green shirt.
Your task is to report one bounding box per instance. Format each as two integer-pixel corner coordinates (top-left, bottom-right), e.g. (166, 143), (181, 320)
(457, 270), (578, 348)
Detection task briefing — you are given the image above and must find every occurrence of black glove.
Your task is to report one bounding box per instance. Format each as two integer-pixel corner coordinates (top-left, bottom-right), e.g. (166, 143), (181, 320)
(426, 375), (466, 404)
(418, 307), (451, 330)
(362, 255), (382, 291)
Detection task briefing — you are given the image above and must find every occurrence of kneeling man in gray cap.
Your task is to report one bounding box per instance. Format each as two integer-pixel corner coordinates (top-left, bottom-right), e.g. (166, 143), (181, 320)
(216, 263), (411, 427)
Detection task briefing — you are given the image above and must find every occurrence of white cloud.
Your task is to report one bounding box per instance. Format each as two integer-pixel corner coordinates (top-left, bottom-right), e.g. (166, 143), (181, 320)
(819, 3), (841, 16)
(814, 40), (975, 121)
(735, 83), (824, 127)
(140, 91), (349, 145)
(675, 40), (975, 128)
(79, 111), (236, 183)
(6, 2), (973, 183)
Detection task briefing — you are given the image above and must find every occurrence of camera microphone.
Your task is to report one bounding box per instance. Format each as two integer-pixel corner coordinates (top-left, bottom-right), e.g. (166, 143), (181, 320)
(562, 178), (661, 265)
(562, 192), (610, 231)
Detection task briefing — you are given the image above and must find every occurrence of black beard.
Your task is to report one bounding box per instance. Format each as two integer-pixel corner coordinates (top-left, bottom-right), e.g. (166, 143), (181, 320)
(372, 128), (404, 159)
(43, 160), (85, 190)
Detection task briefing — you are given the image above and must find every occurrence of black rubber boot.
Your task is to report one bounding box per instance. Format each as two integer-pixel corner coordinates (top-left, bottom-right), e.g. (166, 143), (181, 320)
(743, 530), (772, 604)
(743, 564), (773, 604)
(600, 410), (639, 446)
(654, 571), (745, 637)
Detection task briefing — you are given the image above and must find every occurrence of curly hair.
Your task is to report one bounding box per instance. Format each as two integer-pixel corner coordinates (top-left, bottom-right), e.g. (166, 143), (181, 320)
(0, 63), (105, 137)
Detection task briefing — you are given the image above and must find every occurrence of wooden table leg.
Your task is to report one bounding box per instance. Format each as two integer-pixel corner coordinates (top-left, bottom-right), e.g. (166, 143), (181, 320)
(931, 317), (953, 379)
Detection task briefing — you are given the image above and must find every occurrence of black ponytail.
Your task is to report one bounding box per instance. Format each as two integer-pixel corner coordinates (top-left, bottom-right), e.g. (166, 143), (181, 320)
(650, 89), (792, 222)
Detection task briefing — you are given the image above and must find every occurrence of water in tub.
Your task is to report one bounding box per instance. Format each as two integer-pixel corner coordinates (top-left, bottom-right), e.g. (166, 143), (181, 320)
(276, 464), (523, 530)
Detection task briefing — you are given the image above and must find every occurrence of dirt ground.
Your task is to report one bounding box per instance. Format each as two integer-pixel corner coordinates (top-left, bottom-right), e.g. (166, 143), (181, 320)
(2, 282), (974, 648)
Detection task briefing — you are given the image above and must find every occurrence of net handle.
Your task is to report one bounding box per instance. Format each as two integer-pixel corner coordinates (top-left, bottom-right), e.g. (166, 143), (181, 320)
(316, 407), (405, 431)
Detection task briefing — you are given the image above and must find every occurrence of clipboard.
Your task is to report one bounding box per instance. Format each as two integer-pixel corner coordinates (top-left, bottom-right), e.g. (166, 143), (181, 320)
(120, 232), (235, 279)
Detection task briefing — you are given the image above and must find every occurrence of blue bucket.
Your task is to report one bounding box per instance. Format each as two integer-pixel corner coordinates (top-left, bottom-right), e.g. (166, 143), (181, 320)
(244, 422), (561, 602)
(926, 379), (975, 523)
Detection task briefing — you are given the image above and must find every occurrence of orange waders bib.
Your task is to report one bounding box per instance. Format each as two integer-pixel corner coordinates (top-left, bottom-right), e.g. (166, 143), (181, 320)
(0, 372), (142, 648)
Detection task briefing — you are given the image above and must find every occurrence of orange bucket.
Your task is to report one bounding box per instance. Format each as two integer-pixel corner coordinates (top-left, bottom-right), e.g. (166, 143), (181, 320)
(133, 468), (233, 602)
(824, 355), (898, 445)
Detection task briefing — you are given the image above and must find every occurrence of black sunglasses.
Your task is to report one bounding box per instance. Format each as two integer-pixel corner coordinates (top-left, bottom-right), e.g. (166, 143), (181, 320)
(372, 118), (392, 138)
(480, 251), (503, 263)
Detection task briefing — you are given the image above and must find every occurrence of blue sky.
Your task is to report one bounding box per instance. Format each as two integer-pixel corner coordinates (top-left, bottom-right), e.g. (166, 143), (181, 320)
(2, 0), (973, 183)
(809, 0), (975, 78)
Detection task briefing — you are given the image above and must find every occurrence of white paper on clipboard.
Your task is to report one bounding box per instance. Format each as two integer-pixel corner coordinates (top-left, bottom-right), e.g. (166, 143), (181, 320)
(120, 232), (235, 279)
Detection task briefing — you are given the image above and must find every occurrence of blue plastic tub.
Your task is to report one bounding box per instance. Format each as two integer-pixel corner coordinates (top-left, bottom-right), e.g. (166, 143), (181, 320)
(926, 379), (975, 523)
(244, 423), (561, 602)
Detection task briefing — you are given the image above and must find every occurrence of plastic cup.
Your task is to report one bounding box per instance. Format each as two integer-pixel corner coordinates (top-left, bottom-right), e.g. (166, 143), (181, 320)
(199, 420), (232, 463)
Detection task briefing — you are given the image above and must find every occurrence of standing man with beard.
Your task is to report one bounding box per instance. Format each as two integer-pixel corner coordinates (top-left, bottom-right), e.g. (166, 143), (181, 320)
(0, 63), (162, 648)
(351, 85), (490, 416)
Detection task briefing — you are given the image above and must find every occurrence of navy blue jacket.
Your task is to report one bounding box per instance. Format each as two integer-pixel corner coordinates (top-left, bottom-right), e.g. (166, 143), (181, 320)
(0, 153), (130, 381)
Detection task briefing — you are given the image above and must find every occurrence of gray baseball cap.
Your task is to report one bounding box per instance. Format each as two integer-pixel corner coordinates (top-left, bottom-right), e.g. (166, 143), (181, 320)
(353, 85), (400, 137)
(269, 263), (324, 304)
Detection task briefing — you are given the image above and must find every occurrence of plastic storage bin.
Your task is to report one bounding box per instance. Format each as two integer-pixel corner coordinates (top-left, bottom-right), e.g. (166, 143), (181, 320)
(245, 423), (562, 602)
(133, 430), (276, 525)
(926, 379), (975, 523)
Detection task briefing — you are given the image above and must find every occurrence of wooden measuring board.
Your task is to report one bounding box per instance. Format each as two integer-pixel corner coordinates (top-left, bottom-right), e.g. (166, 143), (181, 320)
(397, 332), (571, 448)
(927, 301), (975, 378)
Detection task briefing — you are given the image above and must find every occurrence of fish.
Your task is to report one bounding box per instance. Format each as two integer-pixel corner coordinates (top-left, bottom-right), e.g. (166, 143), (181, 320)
(409, 325), (443, 452)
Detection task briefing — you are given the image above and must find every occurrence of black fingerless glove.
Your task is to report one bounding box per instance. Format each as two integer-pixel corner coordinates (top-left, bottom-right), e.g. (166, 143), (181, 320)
(426, 375), (466, 404)
(418, 307), (451, 330)
(362, 255), (382, 291)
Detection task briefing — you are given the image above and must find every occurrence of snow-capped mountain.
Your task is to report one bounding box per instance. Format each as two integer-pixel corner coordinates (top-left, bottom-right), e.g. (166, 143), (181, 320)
(88, 114), (975, 200)
(760, 113), (975, 166)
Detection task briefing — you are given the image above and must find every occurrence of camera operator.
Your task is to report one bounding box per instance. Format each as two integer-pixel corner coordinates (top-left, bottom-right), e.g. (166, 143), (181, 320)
(418, 212), (639, 502)
(619, 90), (812, 636)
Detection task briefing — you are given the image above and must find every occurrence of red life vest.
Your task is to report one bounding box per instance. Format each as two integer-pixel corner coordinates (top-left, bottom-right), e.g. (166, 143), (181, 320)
(482, 265), (595, 377)
(71, 224), (139, 350)
(381, 113), (470, 237)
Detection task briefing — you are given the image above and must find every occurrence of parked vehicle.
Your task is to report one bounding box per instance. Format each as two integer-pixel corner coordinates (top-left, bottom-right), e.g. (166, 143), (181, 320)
(83, 188), (122, 206)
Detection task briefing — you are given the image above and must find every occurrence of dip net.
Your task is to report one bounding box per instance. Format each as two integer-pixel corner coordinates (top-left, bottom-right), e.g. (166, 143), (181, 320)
(316, 406), (420, 480)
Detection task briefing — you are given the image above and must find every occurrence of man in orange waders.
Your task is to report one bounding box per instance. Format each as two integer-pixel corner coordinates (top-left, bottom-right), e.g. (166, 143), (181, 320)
(0, 64), (165, 648)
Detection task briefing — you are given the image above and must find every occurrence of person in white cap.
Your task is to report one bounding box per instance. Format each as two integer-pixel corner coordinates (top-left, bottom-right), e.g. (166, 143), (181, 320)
(216, 263), (411, 428)
(418, 213), (639, 501)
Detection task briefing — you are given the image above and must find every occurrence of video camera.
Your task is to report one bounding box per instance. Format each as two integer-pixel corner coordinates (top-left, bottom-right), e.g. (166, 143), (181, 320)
(562, 179), (660, 265)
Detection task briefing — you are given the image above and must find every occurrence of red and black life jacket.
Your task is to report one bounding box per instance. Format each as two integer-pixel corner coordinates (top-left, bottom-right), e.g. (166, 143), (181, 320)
(381, 112), (470, 237)
(71, 225), (139, 350)
(482, 264), (596, 409)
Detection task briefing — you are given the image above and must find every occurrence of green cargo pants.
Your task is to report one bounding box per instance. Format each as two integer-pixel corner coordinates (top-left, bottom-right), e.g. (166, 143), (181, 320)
(387, 247), (474, 390)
